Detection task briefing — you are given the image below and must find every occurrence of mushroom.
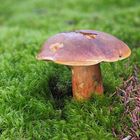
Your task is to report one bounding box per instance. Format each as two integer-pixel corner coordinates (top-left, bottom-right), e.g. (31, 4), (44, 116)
(37, 30), (131, 100)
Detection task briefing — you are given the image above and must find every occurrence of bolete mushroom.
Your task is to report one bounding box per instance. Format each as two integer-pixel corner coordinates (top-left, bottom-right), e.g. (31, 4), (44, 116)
(37, 30), (131, 100)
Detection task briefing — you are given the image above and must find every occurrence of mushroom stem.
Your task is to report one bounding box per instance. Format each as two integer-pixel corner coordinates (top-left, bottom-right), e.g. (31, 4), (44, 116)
(71, 64), (103, 100)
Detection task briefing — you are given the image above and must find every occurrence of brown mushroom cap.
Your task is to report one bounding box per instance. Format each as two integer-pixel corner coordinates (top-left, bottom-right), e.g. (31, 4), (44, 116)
(37, 30), (131, 66)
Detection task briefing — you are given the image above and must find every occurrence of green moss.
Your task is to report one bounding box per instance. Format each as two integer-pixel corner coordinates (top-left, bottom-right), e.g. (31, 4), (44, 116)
(0, 0), (140, 139)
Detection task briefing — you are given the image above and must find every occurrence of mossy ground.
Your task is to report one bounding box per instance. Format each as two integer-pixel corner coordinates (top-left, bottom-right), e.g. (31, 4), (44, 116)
(0, 0), (140, 139)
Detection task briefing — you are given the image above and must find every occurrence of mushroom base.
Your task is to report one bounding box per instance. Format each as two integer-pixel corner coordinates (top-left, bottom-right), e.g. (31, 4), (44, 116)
(72, 64), (103, 100)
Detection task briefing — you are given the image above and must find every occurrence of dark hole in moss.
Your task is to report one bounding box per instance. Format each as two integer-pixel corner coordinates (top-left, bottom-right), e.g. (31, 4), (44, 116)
(48, 74), (72, 109)
(0, 128), (3, 134)
(65, 20), (77, 25)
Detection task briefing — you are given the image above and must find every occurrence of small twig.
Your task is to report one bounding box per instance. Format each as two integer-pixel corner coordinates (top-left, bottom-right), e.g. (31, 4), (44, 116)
(122, 135), (132, 140)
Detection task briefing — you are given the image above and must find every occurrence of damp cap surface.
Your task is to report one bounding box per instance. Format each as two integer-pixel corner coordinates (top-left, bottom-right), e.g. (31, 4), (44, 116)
(37, 30), (131, 66)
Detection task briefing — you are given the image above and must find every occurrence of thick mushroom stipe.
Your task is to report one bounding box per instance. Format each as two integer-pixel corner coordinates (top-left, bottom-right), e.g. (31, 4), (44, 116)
(72, 64), (103, 100)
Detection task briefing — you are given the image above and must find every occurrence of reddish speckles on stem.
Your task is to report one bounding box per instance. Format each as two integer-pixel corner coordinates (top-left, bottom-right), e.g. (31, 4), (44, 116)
(72, 64), (103, 100)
